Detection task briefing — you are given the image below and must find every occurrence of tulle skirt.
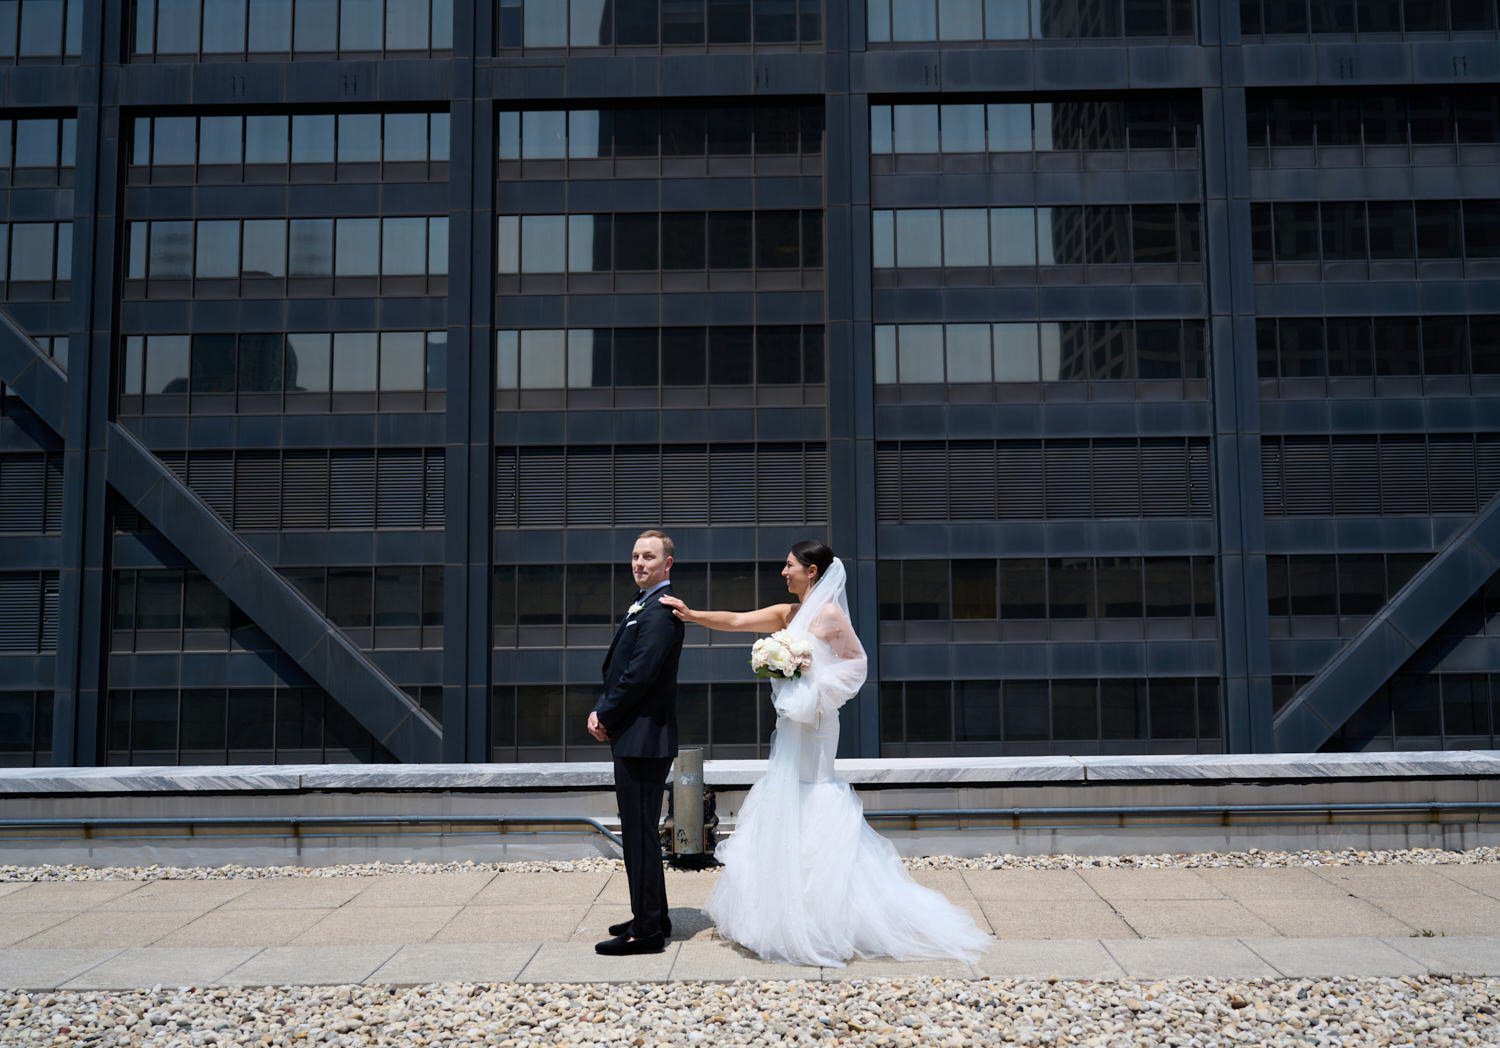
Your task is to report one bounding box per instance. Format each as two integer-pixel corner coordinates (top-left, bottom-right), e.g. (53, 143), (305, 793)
(704, 717), (992, 968)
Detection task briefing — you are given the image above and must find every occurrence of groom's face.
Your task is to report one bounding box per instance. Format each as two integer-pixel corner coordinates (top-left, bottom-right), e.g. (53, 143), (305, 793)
(631, 537), (672, 591)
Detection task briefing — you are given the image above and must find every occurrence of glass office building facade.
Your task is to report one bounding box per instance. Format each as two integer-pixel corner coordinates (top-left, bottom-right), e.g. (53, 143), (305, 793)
(0, 0), (1497, 766)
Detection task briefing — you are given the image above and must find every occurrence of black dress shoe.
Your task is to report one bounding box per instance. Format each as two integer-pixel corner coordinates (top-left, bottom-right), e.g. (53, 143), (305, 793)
(595, 932), (666, 956)
(608, 917), (672, 938)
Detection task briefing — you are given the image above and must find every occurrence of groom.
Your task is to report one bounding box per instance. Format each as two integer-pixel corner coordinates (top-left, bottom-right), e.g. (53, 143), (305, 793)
(587, 529), (684, 956)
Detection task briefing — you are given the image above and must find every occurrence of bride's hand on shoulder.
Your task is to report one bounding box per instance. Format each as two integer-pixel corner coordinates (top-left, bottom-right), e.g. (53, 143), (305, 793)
(660, 596), (695, 622)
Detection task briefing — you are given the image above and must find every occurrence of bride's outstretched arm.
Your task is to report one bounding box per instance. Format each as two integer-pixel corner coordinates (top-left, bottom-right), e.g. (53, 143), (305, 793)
(659, 596), (794, 633)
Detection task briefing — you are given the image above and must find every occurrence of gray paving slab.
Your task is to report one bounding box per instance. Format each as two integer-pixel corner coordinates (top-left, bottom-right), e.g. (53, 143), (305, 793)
(216, 945), (403, 987)
(1240, 937), (1429, 978)
(0, 881), (145, 911)
(1079, 869), (1225, 901)
(62, 947), (264, 990)
(91, 880), (254, 912)
(469, 871), (612, 906)
(1312, 866), (1488, 900)
(1433, 865), (1500, 901)
(960, 870), (1097, 901)
(0, 949), (123, 990)
(152, 907), (337, 947)
(670, 940), (819, 981)
(1195, 867), (1355, 901)
(1108, 899), (1281, 939)
(17, 910), (202, 948)
(290, 905), (461, 946)
(1365, 897), (1500, 936)
(218, 880), (366, 910)
(433, 904), (587, 943)
(518, 941), (681, 983)
(1102, 938), (1281, 979)
(973, 940), (1128, 980)
(344, 872), (497, 908)
(366, 943), (541, 985)
(1384, 935), (1500, 976)
(980, 898), (1138, 939)
(0, 910), (74, 947)
(1235, 897), (1415, 938)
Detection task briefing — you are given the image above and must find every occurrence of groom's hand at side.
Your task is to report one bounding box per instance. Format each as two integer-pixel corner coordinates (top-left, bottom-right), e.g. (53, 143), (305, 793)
(587, 710), (609, 742)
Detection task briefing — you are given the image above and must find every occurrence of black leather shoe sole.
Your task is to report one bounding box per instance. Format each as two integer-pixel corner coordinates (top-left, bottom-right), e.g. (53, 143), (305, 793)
(608, 919), (672, 938)
(595, 933), (666, 956)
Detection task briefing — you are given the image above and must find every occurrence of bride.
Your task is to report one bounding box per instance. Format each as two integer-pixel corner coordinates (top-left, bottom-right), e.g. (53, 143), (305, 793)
(660, 540), (991, 967)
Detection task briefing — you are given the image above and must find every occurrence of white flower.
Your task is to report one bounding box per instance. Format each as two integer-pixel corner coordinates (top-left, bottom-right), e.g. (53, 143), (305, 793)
(749, 630), (814, 680)
(627, 602), (644, 615)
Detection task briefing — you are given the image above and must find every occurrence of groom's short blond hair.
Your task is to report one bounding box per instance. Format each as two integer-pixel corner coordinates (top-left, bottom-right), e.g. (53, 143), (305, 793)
(637, 529), (674, 559)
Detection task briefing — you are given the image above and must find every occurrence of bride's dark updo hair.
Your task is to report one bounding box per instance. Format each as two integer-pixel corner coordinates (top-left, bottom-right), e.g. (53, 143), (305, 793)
(789, 539), (835, 582)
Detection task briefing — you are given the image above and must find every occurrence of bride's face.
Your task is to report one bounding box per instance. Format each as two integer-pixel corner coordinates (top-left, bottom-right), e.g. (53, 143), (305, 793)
(781, 554), (816, 598)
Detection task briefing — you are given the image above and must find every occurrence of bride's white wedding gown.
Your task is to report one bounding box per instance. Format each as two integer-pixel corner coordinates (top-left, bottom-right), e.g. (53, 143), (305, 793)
(703, 560), (991, 968)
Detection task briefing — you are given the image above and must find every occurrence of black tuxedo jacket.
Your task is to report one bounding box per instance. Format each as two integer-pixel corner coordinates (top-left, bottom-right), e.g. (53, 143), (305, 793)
(594, 584), (683, 759)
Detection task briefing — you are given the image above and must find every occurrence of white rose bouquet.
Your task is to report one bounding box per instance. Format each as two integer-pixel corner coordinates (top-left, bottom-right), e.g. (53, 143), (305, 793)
(750, 630), (814, 681)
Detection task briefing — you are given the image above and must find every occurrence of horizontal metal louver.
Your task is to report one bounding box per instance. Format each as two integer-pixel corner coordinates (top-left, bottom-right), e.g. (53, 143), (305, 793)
(710, 444), (755, 524)
(1187, 441), (1212, 518)
(567, 446), (612, 526)
(1331, 437), (1379, 516)
(423, 450), (445, 529)
(803, 444), (828, 524)
(375, 450), (423, 529)
(1380, 435), (1428, 515)
(662, 445), (710, 526)
(1092, 443), (1139, 518)
(43, 454), (63, 533)
(1046, 440), (1093, 518)
(0, 574), (39, 652)
(1260, 440), (1283, 517)
(1479, 435), (1500, 505)
(900, 444), (948, 521)
(948, 442), (995, 520)
(282, 451), (330, 529)
(0, 455), (44, 532)
(756, 445), (801, 523)
(1281, 436), (1331, 516)
(875, 444), (901, 522)
(519, 447), (564, 526)
(616, 447), (662, 524)
(494, 450), (518, 526)
(40, 575), (58, 651)
(188, 453), (233, 520)
(1428, 436), (1477, 515)
(234, 452), (281, 530)
(996, 441), (1044, 519)
(330, 450), (376, 529)
(1140, 440), (1189, 518)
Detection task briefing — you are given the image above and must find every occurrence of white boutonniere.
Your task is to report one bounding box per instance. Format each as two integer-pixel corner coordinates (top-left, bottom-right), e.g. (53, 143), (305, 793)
(628, 601), (645, 616)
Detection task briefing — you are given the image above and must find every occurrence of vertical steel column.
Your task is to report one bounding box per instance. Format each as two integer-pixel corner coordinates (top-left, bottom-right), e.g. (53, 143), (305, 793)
(443, 0), (494, 761)
(1204, 0), (1274, 752)
(825, 0), (879, 757)
(52, 0), (120, 765)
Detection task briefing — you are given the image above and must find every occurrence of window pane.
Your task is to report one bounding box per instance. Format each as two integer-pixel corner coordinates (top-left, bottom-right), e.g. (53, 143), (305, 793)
(524, 0), (566, 44)
(241, 220), (286, 277)
(520, 328), (566, 388)
(756, 327), (801, 384)
(895, 209), (941, 267)
(335, 218), (379, 276)
(755, 210), (800, 269)
(614, 328), (658, 386)
(238, 333), (283, 392)
(332, 332), (378, 391)
(152, 0), (197, 53)
(568, 329), (611, 387)
(381, 217), (427, 276)
(990, 208), (1036, 265)
(293, 0), (337, 50)
(190, 334), (235, 392)
(1003, 680), (1049, 740)
(614, 213), (660, 271)
(945, 324), (992, 382)
(198, 116), (242, 165)
(994, 323), (1040, 381)
(203, 0), (246, 51)
(569, 0), (609, 44)
(897, 324), (944, 383)
(147, 221), (191, 279)
(195, 220), (240, 279)
(660, 327), (703, 385)
(337, 113), (381, 162)
(289, 219), (333, 275)
(892, 105), (939, 153)
(1098, 557), (1143, 616)
(380, 331), (425, 391)
(374, 567), (421, 627)
(1000, 558), (1045, 618)
(708, 211), (752, 269)
(286, 332), (331, 391)
(145, 335), (189, 394)
(952, 559), (997, 618)
(385, 0), (429, 48)
(892, 0), (938, 39)
(940, 103), (986, 152)
(153, 116), (196, 166)
(291, 115), (335, 163)
(522, 214), (567, 272)
(13, 119), (55, 168)
(523, 110), (566, 159)
(245, 115), (289, 164)
(248, 0), (292, 50)
(327, 568), (372, 627)
(943, 209), (990, 266)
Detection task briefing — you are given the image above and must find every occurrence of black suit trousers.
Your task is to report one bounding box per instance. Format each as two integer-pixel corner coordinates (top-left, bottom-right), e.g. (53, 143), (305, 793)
(614, 755), (673, 938)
